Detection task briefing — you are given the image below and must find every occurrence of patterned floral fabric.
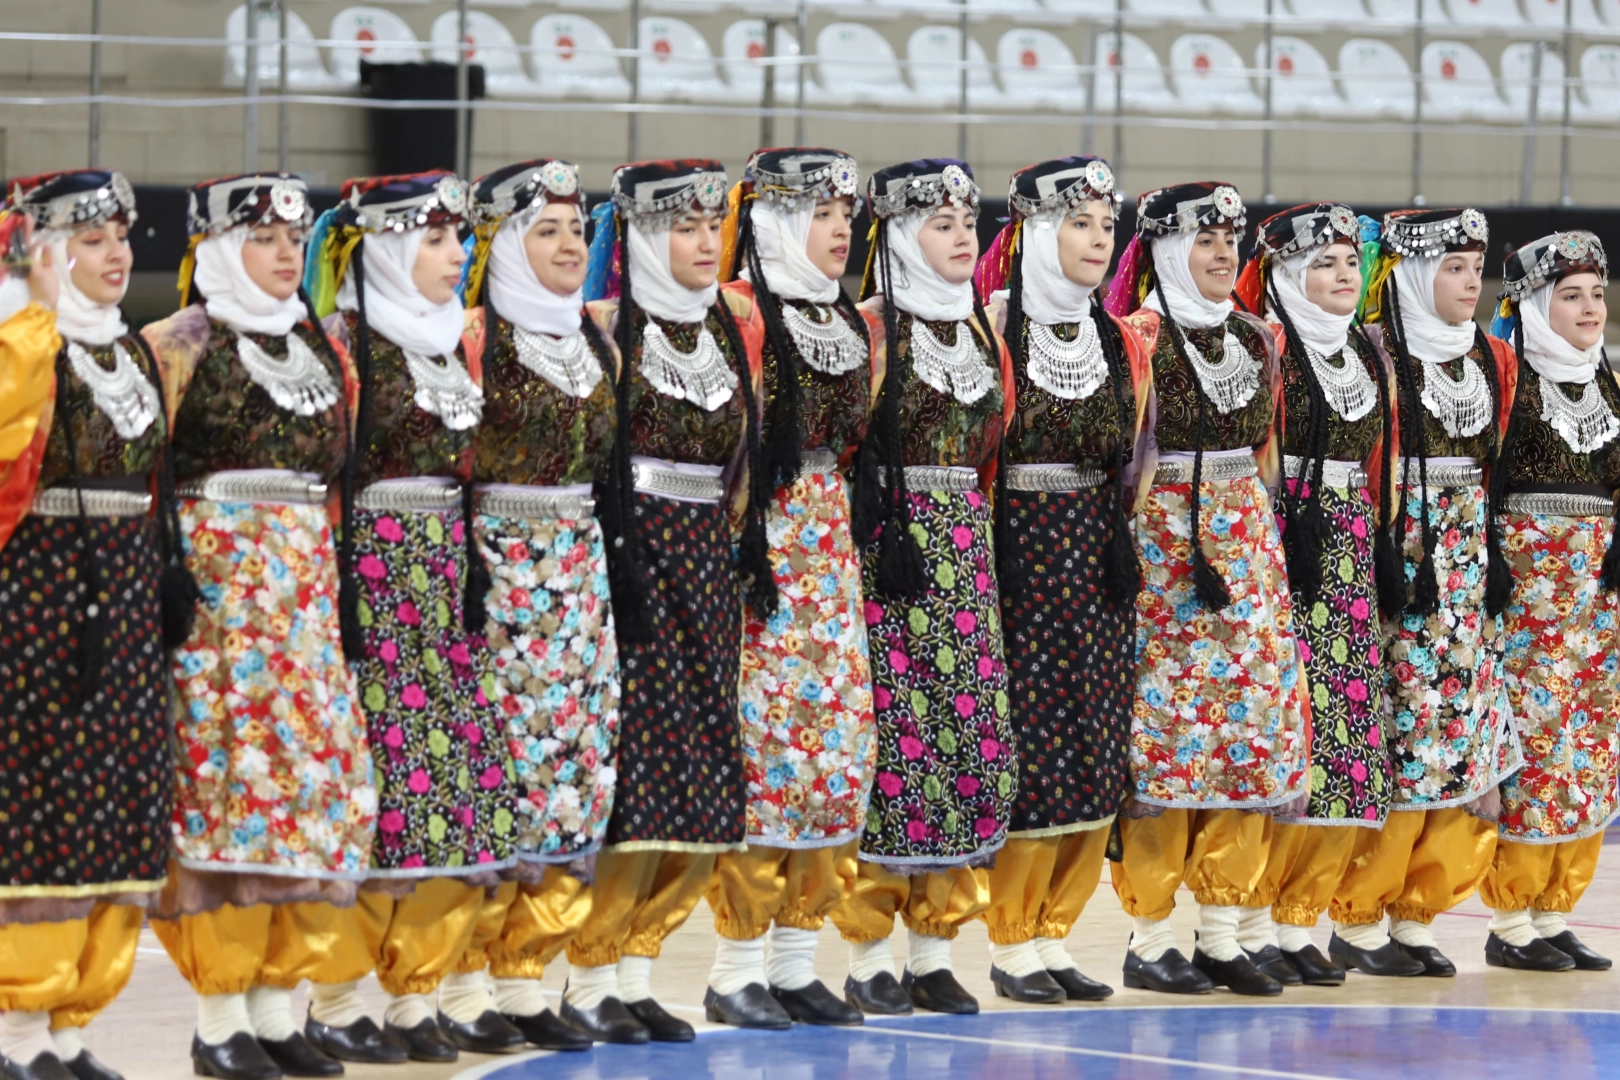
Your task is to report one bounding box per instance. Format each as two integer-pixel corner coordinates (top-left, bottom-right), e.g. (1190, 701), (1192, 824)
(1384, 478), (1519, 806)
(1132, 474), (1309, 807)
(605, 493), (746, 849)
(1131, 314), (1274, 453)
(1002, 488), (1134, 833)
(1277, 333), (1383, 463)
(345, 315), (476, 486)
(1004, 317), (1128, 467)
(1503, 370), (1620, 488)
(739, 468), (876, 847)
(1499, 511), (1620, 841)
(861, 488), (1014, 867)
(39, 334), (166, 489)
(890, 313), (1005, 469)
(476, 510), (621, 861)
(350, 506), (517, 874)
(0, 514), (171, 896)
(763, 299), (870, 457)
(170, 498), (375, 877)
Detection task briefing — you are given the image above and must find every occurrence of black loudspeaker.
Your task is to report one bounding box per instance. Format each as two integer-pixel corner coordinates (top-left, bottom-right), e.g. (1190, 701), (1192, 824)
(360, 60), (487, 175)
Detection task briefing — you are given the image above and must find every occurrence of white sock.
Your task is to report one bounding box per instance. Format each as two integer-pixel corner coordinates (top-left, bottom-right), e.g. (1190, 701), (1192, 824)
(848, 938), (895, 983)
(1334, 920), (1391, 950)
(1276, 923), (1316, 954)
(765, 926), (820, 991)
(905, 930), (953, 977)
(1197, 904), (1243, 962)
(493, 977), (549, 1019)
(0, 1012), (59, 1067)
(1129, 916), (1179, 962)
(1236, 906), (1278, 953)
(1390, 917), (1439, 949)
(1533, 909), (1570, 938)
(617, 955), (654, 1003)
(51, 1027), (86, 1063)
(245, 986), (298, 1041)
(308, 981), (369, 1029)
(709, 935), (768, 996)
(382, 993), (437, 1031)
(1490, 908), (1539, 947)
(196, 993), (255, 1047)
(989, 941), (1045, 977)
(1033, 936), (1079, 972)
(564, 963), (619, 1010)
(438, 970), (496, 1024)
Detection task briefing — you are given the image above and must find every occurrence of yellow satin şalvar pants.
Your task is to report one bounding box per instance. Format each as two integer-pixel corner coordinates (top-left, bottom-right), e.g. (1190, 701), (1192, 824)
(152, 900), (384, 996)
(1247, 823), (1359, 926)
(827, 859), (989, 944)
(565, 849), (716, 968)
(455, 867), (594, 981)
(707, 841), (856, 941)
(1481, 833), (1604, 914)
(1329, 807), (1497, 926)
(1111, 809), (1270, 920)
(981, 827), (1110, 945)
(0, 903), (144, 1026)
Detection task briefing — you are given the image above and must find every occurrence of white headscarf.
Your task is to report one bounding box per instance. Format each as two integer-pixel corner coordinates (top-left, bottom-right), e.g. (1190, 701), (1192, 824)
(1267, 243), (1354, 357)
(336, 227), (465, 357)
(1521, 279), (1604, 385)
(44, 228), (128, 346)
(194, 228), (307, 337)
(626, 218), (717, 324)
(874, 211), (974, 322)
(487, 208), (584, 339)
(740, 200), (840, 304)
(1020, 214), (1098, 325)
(1140, 227), (1232, 330)
(1392, 254), (1478, 365)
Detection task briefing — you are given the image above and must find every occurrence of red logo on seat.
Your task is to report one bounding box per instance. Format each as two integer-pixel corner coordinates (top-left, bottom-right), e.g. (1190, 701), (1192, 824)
(748, 41), (764, 60)
(1279, 55), (1294, 74)
(1194, 52), (1210, 73)
(1021, 48), (1038, 68)
(557, 35), (575, 60)
(357, 28), (376, 56)
(1441, 58), (1457, 79)
(462, 34), (476, 61)
(653, 38), (672, 59)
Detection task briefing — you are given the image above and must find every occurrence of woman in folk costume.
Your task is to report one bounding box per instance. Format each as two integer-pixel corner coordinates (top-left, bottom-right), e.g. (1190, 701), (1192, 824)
(704, 148), (875, 1030)
(0, 180), (175, 1080)
(432, 159), (619, 1052)
(141, 174), (377, 1080)
(300, 172), (525, 1063)
(1326, 209), (1519, 979)
(1227, 204), (1400, 986)
(558, 160), (769, 1045)
(1478, 232), (1619, 973)
(1102, 181), (1308, 998)
(970, 156), (1150, 1004)
(827, 159), (1015, 1018)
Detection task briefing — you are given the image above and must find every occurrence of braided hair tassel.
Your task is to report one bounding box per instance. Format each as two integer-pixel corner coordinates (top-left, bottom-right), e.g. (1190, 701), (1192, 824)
(53, 349), (107, 709)
(716, 295), (780, 617)
(1093, 296), (1142, 603)
(1480, 325), (1512, 618)
(871, 222), (928, 597)
(1383, 275), (1440, 616)
(1599, 348), (1620, 593)
(602, 243), (650, 644)
(1265, 276), (1330, 604)
(1363, 323), (1406, 621)
(129, 332), (203, 649)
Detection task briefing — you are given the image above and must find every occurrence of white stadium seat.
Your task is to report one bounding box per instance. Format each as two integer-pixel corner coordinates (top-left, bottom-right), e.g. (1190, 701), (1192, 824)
(1421, 39), (1516, 121)
(997, 27), (1086, 111)
(1168, 33), (1264, 115)
(530, 13), (630, 99)
(811, 23), (914, 106)
(1337, 36), (1415, 118)
(1364, 0), (1422, 23)
(906, 26), (1007, 109)
(1444, 0), (1527, 26)
(1255, 36), (1343, 117)
(1092, 31), (1179, 113)
(1577, 43), (1620, 123)
(1206, 0), (1268, 19)
(225, 5), (345, 89)
(1595, 0), (1620, 25)
(719, 19), (801, 98)
(431, 10), (542, 95)
(1499, 41), (1569, 119)
(1125, 0), (1210, 17)
(1037, 0), (1120, 14)
(329, 8), (424, 85)
(1521, 0), (1604, 28)
(1286, 0), (1368, 26)
(637, 17), (737, 103)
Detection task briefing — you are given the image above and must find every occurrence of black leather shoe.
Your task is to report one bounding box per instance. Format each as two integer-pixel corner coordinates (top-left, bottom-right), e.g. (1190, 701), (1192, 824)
(901, 969), (979, 1015)
(189, 1034), (283, 1080)
(256, 1033), (341, 1077)
(1281, 945), (1345, 986)
(771, 981), (864, 1026)
(0, 1052), (78, 1080)
(703, 985), (792, 1030)
(989, 965), (1066, 1004)
(623, 999), (694, 1043)
(1191, 949), (1284, 996)
(1396, 942), (1457, 977)
(557, 998), (648, 1045)
(1046, 967), (1113, 1001)
(503, 1010), (592, 1052)
(62, 1051), (123, 1080)
(1244, 945), (1304, 987)
(1327, 933), (1426, 977)
(1485, 932), (1576, 972)
(1545, 930), (1613, 971)
(381, 1019), (456, 1064)
(303, 1016), (407, 1065)
(844, 972), (913, 1015)
(1121, 949), (1213, 995)
(437, 1011), (524, 1055)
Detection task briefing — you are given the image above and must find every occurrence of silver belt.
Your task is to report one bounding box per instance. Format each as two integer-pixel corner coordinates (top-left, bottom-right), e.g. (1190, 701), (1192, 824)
(477, 488), (596, 521)
(1282, 455), (1368, 492)
(356, 479), (463, 513)
(632, 461), (724, 502)
(1394, 461), (1483, 490)
(1006, 463), (1107, 492)
(1505, 491), (1616, 519)
(878, 465), (980, 493)
(797, 449), (839, 477)
(29, 487), (153, 518)
(1154, 455), (1258, 485)
(178, 472), (328, 506)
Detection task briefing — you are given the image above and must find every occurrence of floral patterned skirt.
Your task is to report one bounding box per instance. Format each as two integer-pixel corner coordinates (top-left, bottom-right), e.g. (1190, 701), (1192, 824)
(1002, 487), (1134, 835)
(475, 508), (620, 863)
(1498, 510), (1620, 842)
(171, 498), (375, 881)
(350, 505), (516, 876)
(1132, 473), (1308, 808)
(1384, 478), (1520, 809)
(740, 469), (876, 848)
(604, 492), (746, 851)
(861, 486), (1014, 870)
(0, 513), (172, 901)
(1277, 477), (1393, 826)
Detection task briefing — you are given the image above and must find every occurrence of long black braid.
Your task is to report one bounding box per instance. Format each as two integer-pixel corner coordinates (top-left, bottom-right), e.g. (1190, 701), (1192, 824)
(1478, 323), (1512, 616)
(1094, 294), (1143, 602)
(128, 331), (202, 649)
(737, 203), (805, 490)
(1265, 270), (1333, 603)
(1380, 271), (1440, 616)
(714, 288), (780, 618)
(1360, 320), (1405, 621)
(52, 348), (107, 709)
(992, 241), (1027, 596)
(867, 219), (928, 596)
(602, 229), (649, 643)
(1597, 346), (1620, 592)
(337, 240), (375, 659)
